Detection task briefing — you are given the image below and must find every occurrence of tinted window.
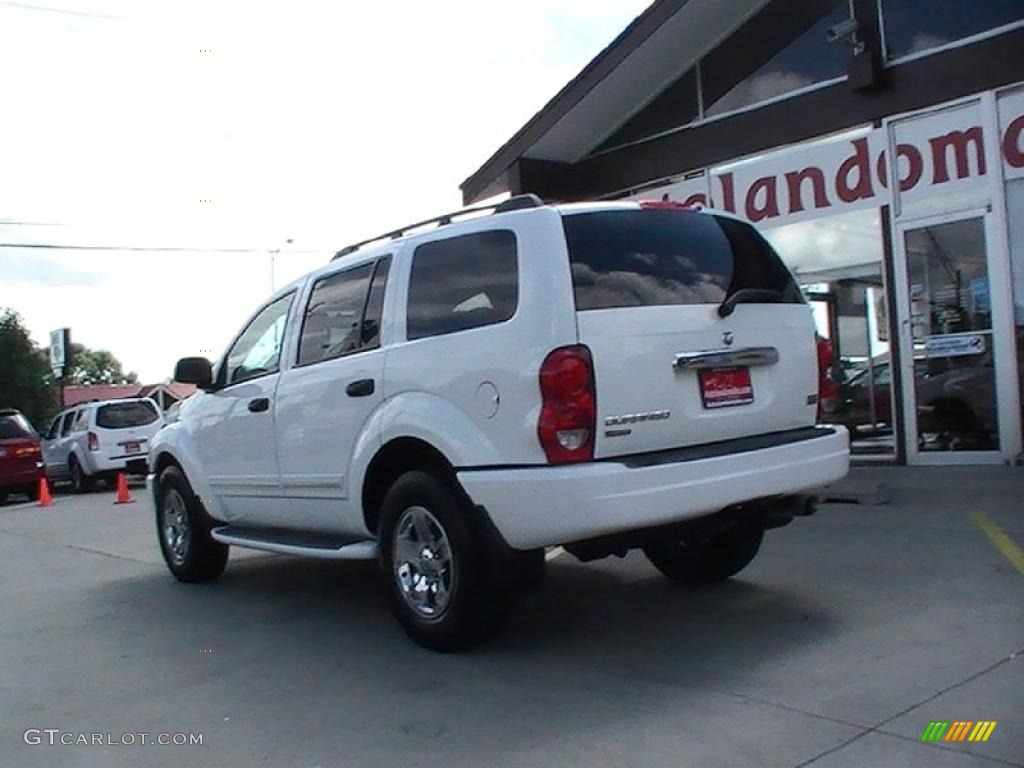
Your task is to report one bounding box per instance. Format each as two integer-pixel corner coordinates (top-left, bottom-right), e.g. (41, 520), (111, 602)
(60, 412), (76, 436)
(46, 416), (61, 440)
(0, 414), (32, 440)
(225, 293), (294, 385)
(882, 0), (1022, 59)
(562, 210), (803, 311)
(96, 401), (159, 429)
(703, 1), (848, 117)
(407, 231), (518, 340)
(361, 257), (390, 349)
(298, 263), (375, 366)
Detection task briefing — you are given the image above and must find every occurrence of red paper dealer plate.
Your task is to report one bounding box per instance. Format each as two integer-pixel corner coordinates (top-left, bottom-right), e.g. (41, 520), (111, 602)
(698, 366), (754, 409)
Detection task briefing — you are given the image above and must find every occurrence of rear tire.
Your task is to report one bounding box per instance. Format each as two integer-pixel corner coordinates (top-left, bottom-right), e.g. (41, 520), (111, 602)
(156, 466), (228, 583)
(0, 491), (7, 505)
(643, 522), (764, 584)
(69, 456), (93, 494)
(24, 483), (39, 502)
(380, 470), (512, 652)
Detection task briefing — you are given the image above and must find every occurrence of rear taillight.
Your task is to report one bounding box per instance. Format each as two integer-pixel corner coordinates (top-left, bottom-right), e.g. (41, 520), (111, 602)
(816, 334), (838, 421)
(87, 431), (100, 451)
(538, 345), (596, 464)
(13, 443), (41, 458)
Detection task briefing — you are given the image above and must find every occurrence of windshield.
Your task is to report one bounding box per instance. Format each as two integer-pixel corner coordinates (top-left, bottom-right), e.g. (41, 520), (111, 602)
(95, 401), (159, 429)
(561, 209), (803, 311)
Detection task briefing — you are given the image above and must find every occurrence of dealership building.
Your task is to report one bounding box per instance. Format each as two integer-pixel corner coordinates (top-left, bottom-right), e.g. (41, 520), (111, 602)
(463, 0), (1024, 465)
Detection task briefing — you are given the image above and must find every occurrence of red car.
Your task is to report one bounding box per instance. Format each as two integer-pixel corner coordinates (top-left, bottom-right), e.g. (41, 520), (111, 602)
(0, 408), (44, 504)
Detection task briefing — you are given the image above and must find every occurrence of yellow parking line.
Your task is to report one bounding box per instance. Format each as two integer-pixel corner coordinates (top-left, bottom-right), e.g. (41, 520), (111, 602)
(970, 512), (1024, 577)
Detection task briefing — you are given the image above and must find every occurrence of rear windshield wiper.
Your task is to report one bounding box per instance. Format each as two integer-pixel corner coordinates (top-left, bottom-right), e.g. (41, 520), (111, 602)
(717, 288), (783, 318)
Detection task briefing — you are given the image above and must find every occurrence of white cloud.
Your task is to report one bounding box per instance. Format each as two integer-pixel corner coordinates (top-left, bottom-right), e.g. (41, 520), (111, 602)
(0, 0), (651, 380)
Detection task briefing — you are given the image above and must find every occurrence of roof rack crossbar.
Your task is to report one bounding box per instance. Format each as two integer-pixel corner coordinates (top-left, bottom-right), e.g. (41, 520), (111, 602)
(331, 194), (544, 261)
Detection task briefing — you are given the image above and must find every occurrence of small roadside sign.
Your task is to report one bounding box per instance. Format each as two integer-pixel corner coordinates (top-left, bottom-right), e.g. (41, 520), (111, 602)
(49, 328), (70, 377)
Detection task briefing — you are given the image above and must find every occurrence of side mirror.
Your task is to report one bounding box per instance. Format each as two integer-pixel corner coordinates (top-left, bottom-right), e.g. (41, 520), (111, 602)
(174, 357), (214, 390)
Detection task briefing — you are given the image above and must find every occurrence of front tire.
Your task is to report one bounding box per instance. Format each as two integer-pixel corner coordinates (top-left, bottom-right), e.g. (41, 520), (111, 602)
(380, 471), (511, 652)
(643, 522), (764, 584)
(156, 466), (228, 583)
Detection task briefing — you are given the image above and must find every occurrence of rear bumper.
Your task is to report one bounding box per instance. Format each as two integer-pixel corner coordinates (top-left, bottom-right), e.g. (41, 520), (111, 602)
(82, 453), (149, 476)
(0, 465), (42, 489)
(457, 426), (849, 550)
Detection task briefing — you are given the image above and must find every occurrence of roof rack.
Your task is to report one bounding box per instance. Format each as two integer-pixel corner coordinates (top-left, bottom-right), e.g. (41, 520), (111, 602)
(331, 193), (544, 261)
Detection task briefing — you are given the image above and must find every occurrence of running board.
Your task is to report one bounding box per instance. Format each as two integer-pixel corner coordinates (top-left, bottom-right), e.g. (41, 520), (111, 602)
(210, 526), (378, 560)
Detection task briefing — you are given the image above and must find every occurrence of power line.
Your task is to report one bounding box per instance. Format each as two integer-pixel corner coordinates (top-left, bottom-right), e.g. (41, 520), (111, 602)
(0, 1), (122, 19)
(0, 242), (327, 254)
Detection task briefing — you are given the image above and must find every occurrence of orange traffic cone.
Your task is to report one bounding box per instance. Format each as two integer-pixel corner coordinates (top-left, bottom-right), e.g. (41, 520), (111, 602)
(37, 476), (54, 508)
(114, 472), (135, 505)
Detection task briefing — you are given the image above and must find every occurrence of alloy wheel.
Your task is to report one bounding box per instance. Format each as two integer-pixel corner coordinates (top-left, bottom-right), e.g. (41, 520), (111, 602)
(392, 505), (456, 619)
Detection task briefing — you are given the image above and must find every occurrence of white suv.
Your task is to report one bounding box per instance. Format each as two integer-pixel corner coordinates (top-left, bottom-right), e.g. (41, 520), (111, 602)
(152, 196), (849, 650)
(43, 398), (165, 492)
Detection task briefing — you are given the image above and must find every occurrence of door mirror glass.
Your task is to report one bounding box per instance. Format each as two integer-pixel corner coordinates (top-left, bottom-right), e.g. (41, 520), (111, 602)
(174, 357), (214, 389)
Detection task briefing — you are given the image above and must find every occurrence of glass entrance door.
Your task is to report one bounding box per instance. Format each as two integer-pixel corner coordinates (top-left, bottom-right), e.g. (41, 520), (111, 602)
(896, 210), (1004, 461)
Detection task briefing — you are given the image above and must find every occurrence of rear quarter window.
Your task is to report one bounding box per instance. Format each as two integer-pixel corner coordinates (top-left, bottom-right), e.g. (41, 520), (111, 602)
(406, 230), (518, 340)
(561, 210), (802, 311)
(95, 401), (159, 429)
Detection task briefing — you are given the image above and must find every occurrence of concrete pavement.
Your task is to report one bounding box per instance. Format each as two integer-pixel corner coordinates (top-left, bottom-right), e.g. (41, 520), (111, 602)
(0, 467), (1021, 767)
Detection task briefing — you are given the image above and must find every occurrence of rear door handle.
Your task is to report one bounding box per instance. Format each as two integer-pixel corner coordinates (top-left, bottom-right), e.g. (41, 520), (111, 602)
(247, 397), (270, 413)
(346, 379), (375, 397)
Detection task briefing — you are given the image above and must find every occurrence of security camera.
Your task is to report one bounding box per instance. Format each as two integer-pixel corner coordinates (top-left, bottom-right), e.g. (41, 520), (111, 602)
(826, 17), (859, 43)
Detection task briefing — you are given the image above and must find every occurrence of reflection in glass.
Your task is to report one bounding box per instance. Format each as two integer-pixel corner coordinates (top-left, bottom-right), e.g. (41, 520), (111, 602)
(703, 2), (848, 117)
(881, 0), (1023, 60)
(903, 218), (999, 451)
(763, 209), (895, 455)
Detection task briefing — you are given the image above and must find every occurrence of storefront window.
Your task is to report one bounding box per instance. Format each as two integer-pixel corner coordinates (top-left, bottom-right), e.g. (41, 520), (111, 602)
(1004, 179), (1024, 449)
(903, 218), (999, 452)
(881, 0), (1023, 60)
(702, 1), (849, 118)
(762, 208), (896, 456)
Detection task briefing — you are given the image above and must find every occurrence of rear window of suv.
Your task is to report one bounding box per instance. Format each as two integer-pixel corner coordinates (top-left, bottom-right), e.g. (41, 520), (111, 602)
(561, 209), (803, 311)
(95, 401), (159, 429)
(0, 413), (33, 439)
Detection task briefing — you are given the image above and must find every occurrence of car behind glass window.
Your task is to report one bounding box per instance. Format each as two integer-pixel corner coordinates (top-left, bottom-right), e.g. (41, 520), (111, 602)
(561, 210), (803, 311)
(298, 262), (375, 366)
(95, 401), (159, 429)
(407, 230), (518, 340)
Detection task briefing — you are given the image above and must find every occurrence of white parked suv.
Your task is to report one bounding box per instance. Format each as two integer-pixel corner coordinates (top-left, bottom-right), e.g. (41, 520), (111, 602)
(152, 195), (849, 650)
(43, 398), (165, 492)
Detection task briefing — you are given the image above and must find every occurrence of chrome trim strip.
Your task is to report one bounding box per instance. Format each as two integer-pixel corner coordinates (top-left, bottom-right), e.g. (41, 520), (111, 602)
(673, 346), (779, 371)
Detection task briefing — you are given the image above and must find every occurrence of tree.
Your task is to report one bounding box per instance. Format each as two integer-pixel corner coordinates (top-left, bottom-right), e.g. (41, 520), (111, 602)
(0, 308), (59, 430)
(66, 343), (138, 386)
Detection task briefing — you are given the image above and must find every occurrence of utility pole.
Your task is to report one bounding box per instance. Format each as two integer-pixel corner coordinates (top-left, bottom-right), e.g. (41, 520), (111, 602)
(270, 238), (294, 293)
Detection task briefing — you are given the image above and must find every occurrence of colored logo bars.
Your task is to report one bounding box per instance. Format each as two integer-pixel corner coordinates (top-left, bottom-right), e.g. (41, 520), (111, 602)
(921, 721), (997, 742)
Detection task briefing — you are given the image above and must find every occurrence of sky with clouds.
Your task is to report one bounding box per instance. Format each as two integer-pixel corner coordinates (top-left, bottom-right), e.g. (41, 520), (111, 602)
(0, 0), (651, 381)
